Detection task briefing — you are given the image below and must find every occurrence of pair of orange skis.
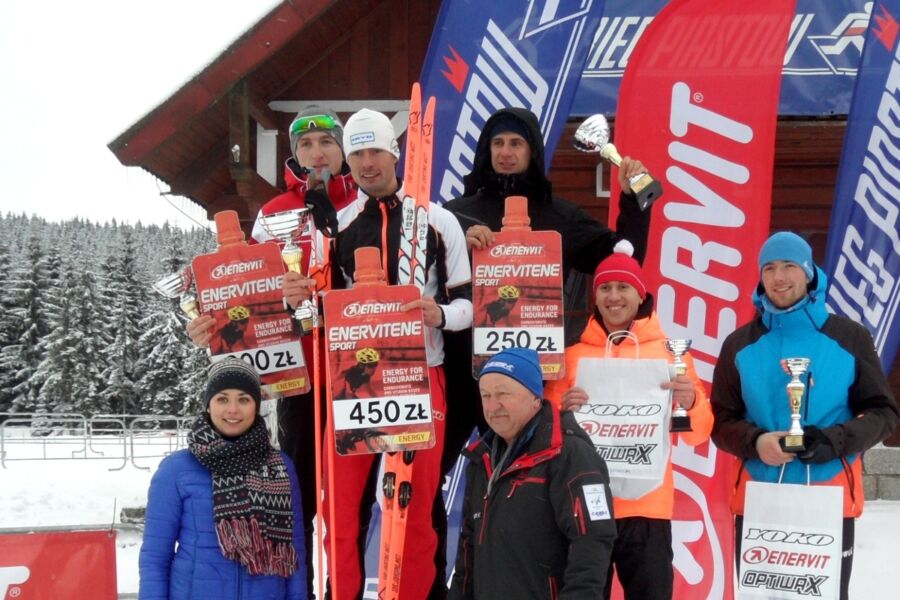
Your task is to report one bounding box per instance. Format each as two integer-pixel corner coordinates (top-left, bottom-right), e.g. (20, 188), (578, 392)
(376, 83), (436, 600)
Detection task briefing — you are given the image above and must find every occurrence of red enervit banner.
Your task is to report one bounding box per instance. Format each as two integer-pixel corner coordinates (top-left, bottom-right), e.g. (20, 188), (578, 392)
(471, 230), (565, 379)
(193, 241), (311, 398)
(0, 530), (117, 600)
(609, 1), (796, 598)
(323, 284), (434, 455)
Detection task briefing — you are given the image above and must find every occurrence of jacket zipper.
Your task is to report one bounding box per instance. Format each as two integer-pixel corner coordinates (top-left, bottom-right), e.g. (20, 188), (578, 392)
(573, 495), (587, 536)
(477, 493), (490, 545)
(379, 202), (389, 278)
(803, 371), (812, 422)
(506, 476), (547, 498)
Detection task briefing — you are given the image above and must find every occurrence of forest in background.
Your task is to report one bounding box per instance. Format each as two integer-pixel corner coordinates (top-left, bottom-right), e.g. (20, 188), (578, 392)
(0, 214), (216, 417)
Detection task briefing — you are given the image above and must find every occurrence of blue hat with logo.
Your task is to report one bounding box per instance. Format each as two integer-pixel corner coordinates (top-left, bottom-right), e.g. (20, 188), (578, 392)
(479, 347), (544, 398)
(758, 232), (815, 280)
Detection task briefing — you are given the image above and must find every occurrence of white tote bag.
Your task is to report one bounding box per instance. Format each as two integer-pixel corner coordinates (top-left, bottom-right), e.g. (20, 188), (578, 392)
(572, 332), (672, 499)
(739, 469), (843, 600)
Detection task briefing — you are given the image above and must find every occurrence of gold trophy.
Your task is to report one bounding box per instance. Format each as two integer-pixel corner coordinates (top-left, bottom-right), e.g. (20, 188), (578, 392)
(573, 114), (663, 211)
(664, 339), (693, 432)
(780, 358), (811, 452)
(153, 266), (200, 319)
(258, 208), (318, 335)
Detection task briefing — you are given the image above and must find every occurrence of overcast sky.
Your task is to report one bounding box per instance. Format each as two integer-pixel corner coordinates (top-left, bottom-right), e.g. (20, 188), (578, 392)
(0, 1), (280, 230)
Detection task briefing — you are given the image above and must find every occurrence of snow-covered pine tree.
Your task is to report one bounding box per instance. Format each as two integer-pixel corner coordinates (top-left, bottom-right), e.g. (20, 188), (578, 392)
(2, 235), (55, 413)
(136, 233), (203, 416)
(98, 230), (143, 416)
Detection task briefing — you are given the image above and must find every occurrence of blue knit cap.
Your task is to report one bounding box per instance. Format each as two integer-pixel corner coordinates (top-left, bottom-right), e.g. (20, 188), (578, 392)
(479, 348), (544, 398)
(758, 232), (815, 280)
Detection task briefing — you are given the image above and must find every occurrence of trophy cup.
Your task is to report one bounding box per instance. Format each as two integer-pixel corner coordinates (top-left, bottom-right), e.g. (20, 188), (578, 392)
(664, 339), (693, 432)
(574, 114), (663, 211)
(780, 358), (811, 452)
(153, 266), (200, 319)
(258, 208), (317, 335)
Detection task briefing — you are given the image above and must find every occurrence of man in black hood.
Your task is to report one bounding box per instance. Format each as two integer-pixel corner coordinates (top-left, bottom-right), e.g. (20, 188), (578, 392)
(437, 107), (652, 589)
(444, 107), (650, 280)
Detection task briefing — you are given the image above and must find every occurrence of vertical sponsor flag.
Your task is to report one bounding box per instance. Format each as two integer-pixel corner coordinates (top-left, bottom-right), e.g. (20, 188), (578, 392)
(418, 0), (607, 202)
(610, 1), (796, 598)
(824, 0), (900, 372)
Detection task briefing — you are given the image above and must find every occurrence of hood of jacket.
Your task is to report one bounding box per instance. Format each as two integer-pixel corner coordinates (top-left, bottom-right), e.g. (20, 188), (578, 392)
(462, 107), (552, 204)
(752, 263), (830, 330)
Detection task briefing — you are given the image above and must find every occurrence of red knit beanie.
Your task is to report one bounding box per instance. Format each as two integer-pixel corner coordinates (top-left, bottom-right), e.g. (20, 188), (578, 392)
(592, 254), (647, 300)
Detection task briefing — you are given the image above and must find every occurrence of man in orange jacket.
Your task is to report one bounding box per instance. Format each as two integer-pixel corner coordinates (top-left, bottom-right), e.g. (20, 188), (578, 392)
(545, 253), (712, 600)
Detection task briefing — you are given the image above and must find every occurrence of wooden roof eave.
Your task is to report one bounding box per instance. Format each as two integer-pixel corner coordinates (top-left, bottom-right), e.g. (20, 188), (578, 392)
(107, 0), (335, 166)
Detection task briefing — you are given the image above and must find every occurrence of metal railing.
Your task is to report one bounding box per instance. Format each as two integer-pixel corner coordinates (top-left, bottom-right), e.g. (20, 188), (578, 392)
(0, 412), (194, 471)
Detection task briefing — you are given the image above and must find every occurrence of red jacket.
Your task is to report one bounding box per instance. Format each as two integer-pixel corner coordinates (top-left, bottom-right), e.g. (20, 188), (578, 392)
(249, 160), (357, 388)
(545, 313), (712, 520)
(251, 160), (357, 257)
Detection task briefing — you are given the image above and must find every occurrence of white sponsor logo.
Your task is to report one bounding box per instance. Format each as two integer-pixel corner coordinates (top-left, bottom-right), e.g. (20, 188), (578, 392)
(485, 360), (515, 372)
(342, 301), (403, 318)
(489, 244), (544, 257)
(0, 566), (30, 598)
(211, 259), (265, 280)
(655, 80), (754, 381)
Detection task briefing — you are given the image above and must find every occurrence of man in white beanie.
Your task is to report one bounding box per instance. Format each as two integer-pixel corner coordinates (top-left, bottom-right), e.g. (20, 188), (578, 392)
(296, 108), (472, 599)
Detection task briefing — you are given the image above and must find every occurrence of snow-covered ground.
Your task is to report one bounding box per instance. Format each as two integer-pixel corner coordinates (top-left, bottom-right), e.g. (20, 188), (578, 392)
(0, 430), (897, 598)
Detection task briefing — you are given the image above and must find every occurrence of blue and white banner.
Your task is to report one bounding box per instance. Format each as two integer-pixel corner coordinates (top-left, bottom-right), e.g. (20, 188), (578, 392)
(573, 0), (874, 116)
(418, 0), (607, 202)
(824, 0), (900, 372)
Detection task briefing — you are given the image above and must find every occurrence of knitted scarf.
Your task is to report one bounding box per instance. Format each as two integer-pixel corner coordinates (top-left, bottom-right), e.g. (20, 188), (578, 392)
(188, 414), (297, 577)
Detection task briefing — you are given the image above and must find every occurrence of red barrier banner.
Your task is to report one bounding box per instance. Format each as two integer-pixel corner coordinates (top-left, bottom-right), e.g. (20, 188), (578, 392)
(323, 284), (434, 455)
(471, 230), (565, 379)
(0, 530), (117, 600)
(193, 241), (311, 398)
(609, 1), (796, 598)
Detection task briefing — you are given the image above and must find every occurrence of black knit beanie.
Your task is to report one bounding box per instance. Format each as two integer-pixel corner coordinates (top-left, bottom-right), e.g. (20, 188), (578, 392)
(488, 114), (532, 144)
(204, 357), (262, 412)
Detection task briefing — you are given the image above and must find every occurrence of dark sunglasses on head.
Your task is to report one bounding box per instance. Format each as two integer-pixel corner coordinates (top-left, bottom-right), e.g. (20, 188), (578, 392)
(290, 114), (337, 135)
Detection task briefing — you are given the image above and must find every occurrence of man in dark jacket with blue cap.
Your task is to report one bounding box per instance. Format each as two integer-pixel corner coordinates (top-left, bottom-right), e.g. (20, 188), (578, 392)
(448, 348), (616, 599)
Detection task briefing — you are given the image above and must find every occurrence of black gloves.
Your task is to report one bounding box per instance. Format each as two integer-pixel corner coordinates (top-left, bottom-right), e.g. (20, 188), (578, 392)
(305, 187), (338, 237)
(798, 426), (839, 464)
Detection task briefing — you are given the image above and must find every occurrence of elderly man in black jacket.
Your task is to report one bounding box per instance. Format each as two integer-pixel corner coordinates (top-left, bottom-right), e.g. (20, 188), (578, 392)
(448, 348), (616, 599)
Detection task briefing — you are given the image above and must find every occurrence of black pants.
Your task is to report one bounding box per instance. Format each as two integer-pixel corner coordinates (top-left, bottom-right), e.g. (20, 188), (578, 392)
(278, 393), (322, 599)
(604, 517), (674, 600)
(735, 515), (854, 600)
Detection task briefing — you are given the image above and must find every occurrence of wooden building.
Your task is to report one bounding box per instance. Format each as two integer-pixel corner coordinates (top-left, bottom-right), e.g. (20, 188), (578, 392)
(108, 0), (897, 438)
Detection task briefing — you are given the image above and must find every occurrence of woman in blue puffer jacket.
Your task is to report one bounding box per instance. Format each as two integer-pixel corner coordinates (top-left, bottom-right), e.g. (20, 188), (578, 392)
(139, 357), (307, 599)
